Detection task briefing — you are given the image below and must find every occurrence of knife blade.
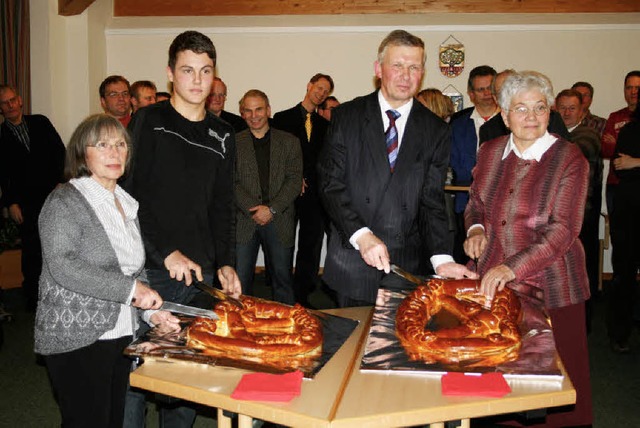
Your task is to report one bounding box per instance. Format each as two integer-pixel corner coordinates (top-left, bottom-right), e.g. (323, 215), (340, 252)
(192, 278), (244, 309)
(160, 301), (219, 320)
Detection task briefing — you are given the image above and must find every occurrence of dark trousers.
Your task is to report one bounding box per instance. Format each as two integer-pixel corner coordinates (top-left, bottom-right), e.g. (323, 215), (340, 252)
(44, 336), (132, 428)
(581, 204), (601, 332)
(294, 193), (327, 305)
(19, 206), (43, 310)
(236, 222), (295, 305)
(608, 185), (640, 345)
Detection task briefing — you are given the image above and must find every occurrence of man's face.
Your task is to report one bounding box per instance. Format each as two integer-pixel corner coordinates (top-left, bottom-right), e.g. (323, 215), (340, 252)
(131, 87), (157, 112)
(375, 45), (424, 109)
(573, 86), (593, 110)
(624, 76), (640, 110)
(305, 78), (332, 108)
(167, 50), (215, 108)
(556, 95), (583, 129)
(206, 80), (227, 115)
(318, 99), (340, 121)
(241, 96), (271, 135)
(0, 88), (23, 124)
(469, 75), (496, 110)
(100, 81), (131, 118)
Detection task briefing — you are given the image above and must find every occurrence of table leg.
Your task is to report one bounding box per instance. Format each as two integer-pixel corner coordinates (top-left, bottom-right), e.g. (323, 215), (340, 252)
(238, 414), (253, 428)
(217, 408), (232, 428)
(429, 423), (445, 428)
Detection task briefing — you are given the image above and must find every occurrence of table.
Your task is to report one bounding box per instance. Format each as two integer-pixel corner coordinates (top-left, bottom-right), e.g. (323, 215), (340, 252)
(130, 307), (576, 427)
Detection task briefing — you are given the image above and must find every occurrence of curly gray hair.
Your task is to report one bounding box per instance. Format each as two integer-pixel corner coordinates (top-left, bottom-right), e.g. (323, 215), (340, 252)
(498, 71), (555, 112)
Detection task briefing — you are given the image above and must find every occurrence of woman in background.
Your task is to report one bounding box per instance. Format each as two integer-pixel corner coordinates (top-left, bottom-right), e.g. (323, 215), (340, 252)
(35, 114), (178, 428)
(464, 71), (591, 427)
(417, 88), (455, 122)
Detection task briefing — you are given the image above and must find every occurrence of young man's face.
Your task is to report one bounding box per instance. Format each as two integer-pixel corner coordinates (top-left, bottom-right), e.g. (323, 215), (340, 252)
(167, 50), (215, 108)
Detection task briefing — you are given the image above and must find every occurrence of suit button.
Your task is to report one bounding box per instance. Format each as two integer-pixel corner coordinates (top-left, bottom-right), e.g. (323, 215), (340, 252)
(365, 197), (370, 203)
(401, 204), (407, 211)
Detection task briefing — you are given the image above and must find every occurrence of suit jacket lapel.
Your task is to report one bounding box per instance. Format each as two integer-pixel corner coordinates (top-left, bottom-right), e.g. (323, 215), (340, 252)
(392, 102), (422, 182)
(363, 92), (391, 177)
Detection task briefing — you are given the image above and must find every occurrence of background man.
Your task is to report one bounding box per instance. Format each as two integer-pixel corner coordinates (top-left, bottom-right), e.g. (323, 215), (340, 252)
(99, 75), (132, 127)
(556, 88), (603, 331)
(318, 95), (340, 121)
(273, 73), (334, 307)
(0, 84), (65, 311)
(601, 70), (640, 213)
(123, 31), (241, 427)
(572, 81), (606, 135)
(234, 89), (302, 304)
(449, 65), (498, 263)
(318, 30), (476, 308)
(130, 80), (157, 113)
(206, 77), (247, 132)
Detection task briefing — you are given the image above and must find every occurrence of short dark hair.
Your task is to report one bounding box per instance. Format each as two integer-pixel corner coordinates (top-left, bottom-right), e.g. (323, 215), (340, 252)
(239, 89), (270, 111)
(168, 31), (216, 71)
(319, 96), (339, 110)
(571, 81), (594, 98)
(555, 88), (583, 105)
(156, 91), (171, 100)
(99, 75), (130, 99)
(309, 73), (334, 92)
(130, 80), (157, 99)
(625, 70), (640, 85)
(467, 65), (497, 93)
(0, 84), (18, 96)
(377, 30), (425, 64)
(65, 114), (132, 180)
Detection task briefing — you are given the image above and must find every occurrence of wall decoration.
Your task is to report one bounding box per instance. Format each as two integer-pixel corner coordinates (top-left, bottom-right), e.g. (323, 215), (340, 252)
(443, 84), (464, 112)
(439, 35), (465, 78)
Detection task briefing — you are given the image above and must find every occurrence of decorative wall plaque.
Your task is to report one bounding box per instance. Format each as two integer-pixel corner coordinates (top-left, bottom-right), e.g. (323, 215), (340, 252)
(439, 35), (465, 78)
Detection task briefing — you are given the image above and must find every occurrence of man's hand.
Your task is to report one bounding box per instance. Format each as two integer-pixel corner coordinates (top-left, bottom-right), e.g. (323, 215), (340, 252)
(217, 265), (242, 298)
(249, 205), (273, 226)
(163, 250), (203, 286)
(479, 264), (515, 301)
(435, 262), (479, 280)
(149, 311), (181, 334)
(463, 228), (488, 260)
(132, 281), (163, 310)
(356, 232), (391, 273)
(613, 153), (640, 171)
(8, 204), (23, 224)
(300, 178), (308, 196)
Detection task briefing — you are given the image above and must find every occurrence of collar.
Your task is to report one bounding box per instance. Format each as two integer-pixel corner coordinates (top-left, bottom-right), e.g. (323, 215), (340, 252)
(470, 107), (498, 122)
(377, 91), (413, 118)
(502, 131), (557, 161)
(71, 176), (138, 220)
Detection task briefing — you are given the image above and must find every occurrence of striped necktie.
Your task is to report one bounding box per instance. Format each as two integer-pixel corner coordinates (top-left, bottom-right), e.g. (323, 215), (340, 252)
(385, 109), (401, 172)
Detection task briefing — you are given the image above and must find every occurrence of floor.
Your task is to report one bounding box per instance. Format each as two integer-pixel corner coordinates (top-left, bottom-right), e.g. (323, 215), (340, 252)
(0, 278), (639, 427)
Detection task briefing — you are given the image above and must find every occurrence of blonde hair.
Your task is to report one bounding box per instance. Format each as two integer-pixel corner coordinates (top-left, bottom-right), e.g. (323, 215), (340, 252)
(417, 89), (455, 121)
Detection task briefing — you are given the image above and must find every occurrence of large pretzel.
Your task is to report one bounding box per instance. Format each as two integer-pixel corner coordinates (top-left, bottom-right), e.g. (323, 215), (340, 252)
(186, 296), (323, 367)
(396, 278), (522, 367)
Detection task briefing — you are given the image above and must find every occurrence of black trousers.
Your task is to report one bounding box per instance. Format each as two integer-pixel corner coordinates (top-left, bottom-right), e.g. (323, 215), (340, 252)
(19, 205), (43, 310)
(44, 336), (132, 428)
(293, 192), (327, 305)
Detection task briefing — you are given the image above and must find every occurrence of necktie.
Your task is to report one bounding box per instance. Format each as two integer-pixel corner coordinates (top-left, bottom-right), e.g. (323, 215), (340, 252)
(305, 112), (312, 141)
(385, 109), (401, 172)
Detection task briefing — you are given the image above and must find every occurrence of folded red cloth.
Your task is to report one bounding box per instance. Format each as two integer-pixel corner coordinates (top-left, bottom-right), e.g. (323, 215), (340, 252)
(441, 372), (511, 397)
(231, 371), (304, 402)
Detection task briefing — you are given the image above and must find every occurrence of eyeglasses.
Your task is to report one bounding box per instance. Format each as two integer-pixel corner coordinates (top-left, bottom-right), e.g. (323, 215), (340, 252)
(472, 86), (492, 94)
(106, 91), (130, 99)
(509, 104), (549, 117)
(209, 92), (227, 99)
(88, 141), (128, 152)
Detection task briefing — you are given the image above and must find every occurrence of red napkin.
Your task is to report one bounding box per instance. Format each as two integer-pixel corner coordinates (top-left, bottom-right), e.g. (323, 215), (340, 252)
(441, 372), (511, 397)
(231, 371), (304, 402)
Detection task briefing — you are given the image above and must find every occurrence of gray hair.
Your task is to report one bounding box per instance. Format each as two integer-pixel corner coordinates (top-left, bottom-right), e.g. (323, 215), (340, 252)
(377, 30), (426, 65)
(498, 70), (555, 112)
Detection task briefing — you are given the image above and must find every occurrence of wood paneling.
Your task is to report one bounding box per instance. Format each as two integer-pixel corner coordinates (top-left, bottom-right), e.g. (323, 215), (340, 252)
(58, 0), (96, 16)
(113, 0), (640, 17)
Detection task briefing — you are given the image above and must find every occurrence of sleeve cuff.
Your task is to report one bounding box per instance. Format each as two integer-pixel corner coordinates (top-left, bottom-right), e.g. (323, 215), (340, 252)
(349, 227), (371, 250)
(467, 224), (485, 237)
(430, 254), (455, 271)
(126, 280), (136, 305)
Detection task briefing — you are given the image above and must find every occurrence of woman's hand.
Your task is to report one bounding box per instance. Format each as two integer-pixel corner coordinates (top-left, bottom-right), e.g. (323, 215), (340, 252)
(164, 250), (203, 286)
(149, 311), (181, 334)
(464, 227), (488, 260)
(479, 264), (515, 301)
(132, 281), (163, 310)
(613, 153), (640, 171)
(217, 265), (242, 298)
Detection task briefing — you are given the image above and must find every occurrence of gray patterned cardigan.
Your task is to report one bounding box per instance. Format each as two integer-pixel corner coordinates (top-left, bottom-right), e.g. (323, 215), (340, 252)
(34, 183), (146, 355)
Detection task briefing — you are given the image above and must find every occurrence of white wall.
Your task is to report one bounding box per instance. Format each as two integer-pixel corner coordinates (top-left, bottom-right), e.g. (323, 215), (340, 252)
(30, 3), (640, 272)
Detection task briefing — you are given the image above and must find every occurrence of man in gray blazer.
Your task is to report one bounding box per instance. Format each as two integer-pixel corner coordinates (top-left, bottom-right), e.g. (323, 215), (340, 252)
(318, 30), (477, 307)
(235, 90), (302, 304)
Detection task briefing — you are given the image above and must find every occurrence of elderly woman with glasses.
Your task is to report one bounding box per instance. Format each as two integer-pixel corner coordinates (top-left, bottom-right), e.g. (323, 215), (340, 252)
(34, 114), (179, 428)
(463, 71), (591, 427)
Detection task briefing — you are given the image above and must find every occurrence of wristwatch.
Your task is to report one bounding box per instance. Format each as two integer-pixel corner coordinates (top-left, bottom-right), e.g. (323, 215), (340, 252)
(269, 206), (276, 215)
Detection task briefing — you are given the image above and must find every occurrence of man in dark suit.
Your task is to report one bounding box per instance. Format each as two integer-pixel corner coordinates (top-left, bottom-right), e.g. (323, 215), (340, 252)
(235, 90), (302, 304)
(273, 73), (334, 307)
(206, 77), (247, 132)
(0, 84), (65, 310)
(318, 30), (477, 307)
